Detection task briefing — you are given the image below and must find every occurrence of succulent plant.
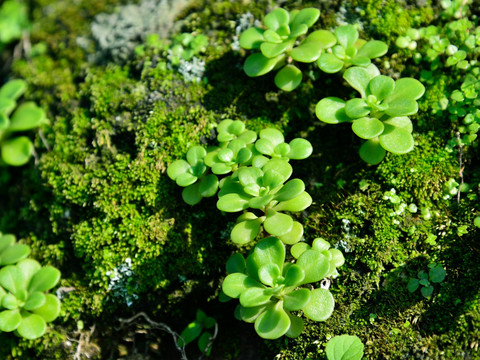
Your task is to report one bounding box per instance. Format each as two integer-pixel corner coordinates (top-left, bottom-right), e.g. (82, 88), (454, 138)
(317, 25), (388, 74)
(0, 233), (31, 266)
(239, 7), (337, 91)
(0, 79), (47, 166)
(221, 237), (343, 339)
(315, 65), (425, 164)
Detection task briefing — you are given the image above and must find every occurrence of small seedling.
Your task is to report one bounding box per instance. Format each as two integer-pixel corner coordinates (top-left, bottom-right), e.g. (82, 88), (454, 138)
(221, 237), (343, 339)
(177, 309), (217, 356)
(407, 262), (446, 298)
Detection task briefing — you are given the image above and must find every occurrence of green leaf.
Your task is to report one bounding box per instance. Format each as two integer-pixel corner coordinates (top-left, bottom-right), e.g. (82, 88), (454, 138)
(198, 174), (219, 197)
(335, 25), (358, 49)
(387, 78), (425, 102)
(167, 160), (190, 181)
(231, 218), (263, 245)
(357, 40), (388, 59)
(0, 79), (27, 100)
(345, 98), (370, 119)
(291, 8), (320, 28)
(325, 335), (364, 360)
(240, 287), (271, 307)
(290, 23), (308, 38)
(283, 264), (305, 286)
(383, 116), (413, 133)
(274, 65), (302, 92)
(421, 285), (434, 298)
(275, 179), (305, 202)
(217, 193), (250, 212)
(238, 166), (263, 187)
(244, 53), (284, 77)
(297, 250), (330, 284)
(261, 41), (292, 58)
(16, 259), (41, 285)
(407, 278), (419, 293)
(429, 266), (446, 283)
(385, 99), (418, 117)
(367, 76), (395, 100)
(288, 138), (312, 159)
(0, 244), (31, 265)
(285, 313), (304, 338)
(2, 293), (19, 310)
(359, 138), (386, 165)
(272, 191), (312, 212)
(198, 331), (212, 355)
(284, 288), (311, 311)
(259, 128), (284, 147)
(317, 53), (344, 73)
(316, 97), (350, 124)
(343, 66), (374, 99)
(0, 309), (21, 332)
(249, 194), (274, 209)
(182, 183), (202, 205)
(9, 102), (46, 131)
(254, 304), (290, 339)
(262, 159), (293, 181)
(379, 126), (414, 154)
(304, 30), (337, 49)
(0, 112), (11, 129)
(278, 221), (304, 245)
(264, 8), (289, 32)
(28, 266), (61, 293)
(0, 265), (25, 294)
(350, 56), (370, 67)
(24, 292), (46, 311)
(258, 264), (281, 286)
(264, 211), (294, 237)
(312, 238), (331, 252)
(246, 237), (285, 280)
(222, 273), (262, 298)
(352, 117), (384, 139)
(178, 322), (202, 347)
(0, 234), (14, 253)
(291, 242), (310, 259)
(1, 136), (34, 166)
(329, 249), (345, 268)
(302, 288), (335, 321)
(263, 29), (282, 44)
(239, 303), (270, 323)
(226, 253), (246, 274)
(291, 40), (323, 63)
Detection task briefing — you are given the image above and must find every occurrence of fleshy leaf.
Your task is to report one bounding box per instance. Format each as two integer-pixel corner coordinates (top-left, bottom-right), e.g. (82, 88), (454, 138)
(0, 234), (16, 253)
(0, 309), (21, 332)
(291, 8), (320, 28)
(258, 264), (281, 286)
(367, 75), (395, 100)
(240, 287), (271, 307)
(387, 78), (425, 102)
(0, 265), (25, 294)
(272, 191), (312, 212)
(288, 138), (312, 159)
(264, 211), (294, 237)
(274, 179), (305, 202)
(285, 313), (304, 338)
(24, 291), (46, 311)
(302, 288), (335, 321)
(244, 53), (284, 77)
(290, 242), (310, 259)
(317, 53), (344, 73)
(284, 288), (311, 311)
(239, 27), (265, 49)
(345, 98), (370, 119)
(343, 66), (374, 99)
(198, 174), (219, 197)
(0, 244), (30, 265)
(0, 79), (27, 101)
(16, 313), (47, 340)
(231, 218), (263, 245)
(240, 303), (270, 323)
(222, 273), (262, 298)
(182, 183), (202, 205)
(352, 117), (384, 139)
(290, 40), (323, 63)
(296, 249), (330, 284)
(16, 259), (41, 285)
(379, 126), (414, 154)
(167, 160), (190, 181)
(316, 97), (350, 124)
(1, 136), (34, 166)
(385, 98), (418, 117)
(217, 193), (250, 212)
(246, 237), (285, 281)
(335, 25), (358, 49)
(9, 102), (46, 131)
(283, 264), (305, 286)
(261, 41), (292, 59)
(278, 221), (303, 245)
(359, 138), (386, 165)
(226, 253), (246, 274)
(325, 335), (364, 360)
(274, 65), (302, 92)
(28, 266), (61, 293)
(264, 8), (289, 32)
(254, 304), (290, 339)
(357, 40), (388, 59)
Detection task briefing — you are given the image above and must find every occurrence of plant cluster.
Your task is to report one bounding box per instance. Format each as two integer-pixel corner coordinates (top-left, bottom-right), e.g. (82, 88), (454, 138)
(177, 309), (217, 356)
(168, 119), (313, 245)
(0, 233), (61, 339)
(239, 8), (388, 92)
(0, 79), (47, 166)
(240, 7), (425, 165)
(407, 262), (446, 298)
(221, 237), (343, 339)
(168, 120), (345, 339)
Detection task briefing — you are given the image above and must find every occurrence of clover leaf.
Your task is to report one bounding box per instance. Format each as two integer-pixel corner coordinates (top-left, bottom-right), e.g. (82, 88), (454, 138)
(240, 8), (337, 91)
(317, 25), (388, 73)
(222, 237), (339, 339)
